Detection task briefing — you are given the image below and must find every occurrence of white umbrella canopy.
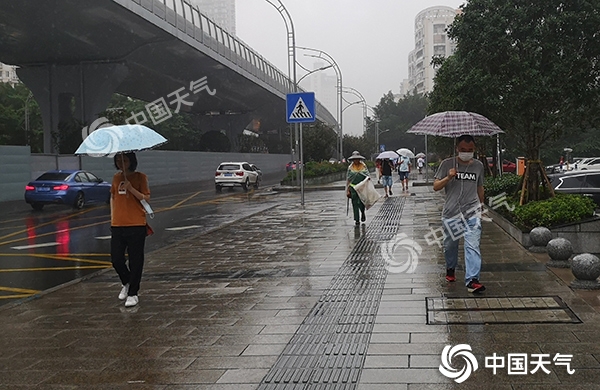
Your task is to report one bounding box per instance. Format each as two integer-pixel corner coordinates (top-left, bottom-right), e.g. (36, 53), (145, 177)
(396, 148), (415, 158)
(75, 124), (167, 157)
(377, 150), (400, 160)
(416, 152), (426, 158)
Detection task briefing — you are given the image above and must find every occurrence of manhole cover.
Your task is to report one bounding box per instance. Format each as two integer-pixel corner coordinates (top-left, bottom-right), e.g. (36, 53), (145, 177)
(426, 296), (581, 325)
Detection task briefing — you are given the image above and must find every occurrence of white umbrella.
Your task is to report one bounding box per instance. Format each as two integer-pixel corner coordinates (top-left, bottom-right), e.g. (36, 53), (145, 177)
(75, 124), (167, 157)
(396, 148), (415, 158)
(416, 152), (426, 158)
(377, 150), (400, 159)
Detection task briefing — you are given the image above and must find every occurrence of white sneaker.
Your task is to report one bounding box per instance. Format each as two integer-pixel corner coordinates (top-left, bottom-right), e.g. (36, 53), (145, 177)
(125, 295), (139, 307)
(118, 284), (129, 300)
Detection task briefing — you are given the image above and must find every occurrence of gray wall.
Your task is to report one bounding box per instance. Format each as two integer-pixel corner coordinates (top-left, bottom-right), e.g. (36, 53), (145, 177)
(0, 145), (290, 201)
(0, 145), (31, 202)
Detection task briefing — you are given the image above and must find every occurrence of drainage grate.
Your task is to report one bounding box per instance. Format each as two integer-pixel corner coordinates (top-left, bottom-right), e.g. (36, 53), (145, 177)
(426, 296), (582, 325)
(258, 198), (405, 389)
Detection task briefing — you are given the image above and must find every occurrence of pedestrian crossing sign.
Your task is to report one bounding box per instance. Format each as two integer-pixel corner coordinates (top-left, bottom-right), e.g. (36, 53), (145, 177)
(286, 92), (316, 123)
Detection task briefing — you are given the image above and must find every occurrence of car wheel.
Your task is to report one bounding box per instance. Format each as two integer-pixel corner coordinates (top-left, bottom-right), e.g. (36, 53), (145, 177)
(242, 178), (249, 191)
(254, 179), (259, 189)
(215, 184), (222, 193)
(74, 192), (85, 209)
(31, 203), (44, 211)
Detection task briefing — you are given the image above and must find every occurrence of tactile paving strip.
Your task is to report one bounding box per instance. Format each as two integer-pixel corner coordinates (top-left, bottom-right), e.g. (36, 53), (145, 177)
(426, 296), (581, 325)
(258, 197), (405, 389)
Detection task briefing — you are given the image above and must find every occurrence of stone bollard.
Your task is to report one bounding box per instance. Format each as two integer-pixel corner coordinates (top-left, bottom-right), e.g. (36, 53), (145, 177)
(570, 254), (600, 290)
(529, 227), (553, 253)
(546, 237), (573, 268)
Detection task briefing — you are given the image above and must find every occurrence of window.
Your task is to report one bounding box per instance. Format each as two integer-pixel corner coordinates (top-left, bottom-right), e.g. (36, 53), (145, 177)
(85, 172), (99, 182)
(584, 174), (600, 188)
(433, 24), (446, 34)
(434, 45), (446, 56)
(165, 0), (175, 10)
(183, 3), (193, 22)
(558, 176), (585, 189)
(75, 173), (90, 183)
(433, 35), (446, 44)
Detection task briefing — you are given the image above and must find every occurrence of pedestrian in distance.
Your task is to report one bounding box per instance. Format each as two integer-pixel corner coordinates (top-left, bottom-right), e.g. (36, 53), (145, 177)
(397, 155), (411, 191)
(381, 158), (395, 197)
(417, 156), (425, 174)
(110, 152), (151, 307)
(346, 151), (369, 226)
(375, 158), (382, 184)
(433, 135), (486, 293)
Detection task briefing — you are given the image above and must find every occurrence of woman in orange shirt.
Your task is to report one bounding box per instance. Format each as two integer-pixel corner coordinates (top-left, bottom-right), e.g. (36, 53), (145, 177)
(110, 152), (150, 307)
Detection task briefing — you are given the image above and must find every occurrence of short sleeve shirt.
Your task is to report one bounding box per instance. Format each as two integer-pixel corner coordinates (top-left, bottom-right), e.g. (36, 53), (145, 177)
(434, 157), (484, 219)
(110, 171), (150, 226)
(398, 156), (410, 172)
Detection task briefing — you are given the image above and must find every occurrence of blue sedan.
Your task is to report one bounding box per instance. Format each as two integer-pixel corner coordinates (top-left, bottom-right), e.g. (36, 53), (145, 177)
(24, 170), (111, 210)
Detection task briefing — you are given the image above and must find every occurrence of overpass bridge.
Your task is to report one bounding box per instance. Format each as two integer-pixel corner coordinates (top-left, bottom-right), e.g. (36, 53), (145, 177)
(0, 0), (337, 153)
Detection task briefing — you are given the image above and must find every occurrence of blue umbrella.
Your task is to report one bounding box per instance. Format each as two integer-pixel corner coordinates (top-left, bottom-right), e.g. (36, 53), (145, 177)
(74, 124), (167, 157)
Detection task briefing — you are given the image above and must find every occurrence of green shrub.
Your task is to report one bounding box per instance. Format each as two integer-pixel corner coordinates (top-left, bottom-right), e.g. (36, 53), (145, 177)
(511, 194), (596, 231)
(484, 174), (522, 201)
(282, 160), (375, 183)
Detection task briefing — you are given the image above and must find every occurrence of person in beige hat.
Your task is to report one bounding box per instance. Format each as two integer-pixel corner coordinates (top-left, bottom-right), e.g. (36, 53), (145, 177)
(346, 151), (369, 226)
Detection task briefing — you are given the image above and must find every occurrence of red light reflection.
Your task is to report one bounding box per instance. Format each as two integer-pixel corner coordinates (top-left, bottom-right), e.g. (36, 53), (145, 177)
(55, 220), (70, 255)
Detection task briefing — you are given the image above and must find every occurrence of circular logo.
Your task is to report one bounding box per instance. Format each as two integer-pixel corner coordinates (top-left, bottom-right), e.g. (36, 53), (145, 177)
(381, 233), (422, 274)
(80, 117), (119, 157)
(439, 344), (479, 383)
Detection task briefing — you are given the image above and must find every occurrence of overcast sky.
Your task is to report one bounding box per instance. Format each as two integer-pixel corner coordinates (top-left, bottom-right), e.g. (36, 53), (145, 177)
(236, 0), (466, 136)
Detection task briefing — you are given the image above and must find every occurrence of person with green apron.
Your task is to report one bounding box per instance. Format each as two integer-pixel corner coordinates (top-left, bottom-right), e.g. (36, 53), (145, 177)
(346, 151), (369, 226)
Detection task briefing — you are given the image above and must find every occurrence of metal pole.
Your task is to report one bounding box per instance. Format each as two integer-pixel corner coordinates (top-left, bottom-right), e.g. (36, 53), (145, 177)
(297, 48), (343, 161)
(425, 134), (429, 184)
(375, 122), (379, 155)
(299, 123), (304, 205)
(496, 134), (502, 176)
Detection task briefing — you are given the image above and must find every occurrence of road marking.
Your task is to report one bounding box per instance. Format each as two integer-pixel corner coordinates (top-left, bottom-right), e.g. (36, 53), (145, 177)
(165, 225), (201, 231)
(95, 235), (112, 240)
(11, 242), (60, 250)
(0, 265), (109, 273)
(169, 191), (203, 209)
(0, 286), (40, 294)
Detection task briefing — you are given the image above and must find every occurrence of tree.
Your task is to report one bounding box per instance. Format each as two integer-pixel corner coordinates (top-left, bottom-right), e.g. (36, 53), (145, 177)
(433, 0), (600, 159)
(368, 91), (428, 154)
(302, 123), (337, 162)
(0, 83), (43, 152)
(429, 0), (600, 202)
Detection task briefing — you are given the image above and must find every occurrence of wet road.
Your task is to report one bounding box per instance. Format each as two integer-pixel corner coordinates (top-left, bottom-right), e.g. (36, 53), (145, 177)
(0, 174), (286, 305)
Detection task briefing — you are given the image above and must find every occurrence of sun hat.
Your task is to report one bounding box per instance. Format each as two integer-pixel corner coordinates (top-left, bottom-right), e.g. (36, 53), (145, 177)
(348, 151), (365, 161)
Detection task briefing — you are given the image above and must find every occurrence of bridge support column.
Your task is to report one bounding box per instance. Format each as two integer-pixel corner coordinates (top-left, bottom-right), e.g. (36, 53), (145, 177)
(17, 63), (129, 154)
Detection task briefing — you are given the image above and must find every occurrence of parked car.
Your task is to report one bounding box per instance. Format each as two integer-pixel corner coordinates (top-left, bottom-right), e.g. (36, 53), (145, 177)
(574, 157), (600, 171)
(24, 170), (111, 210)
(214, 162), (259, 192)
(548, 171), (600, 207)
(487, 157), (517, 173)
(286, 161), (297, 172)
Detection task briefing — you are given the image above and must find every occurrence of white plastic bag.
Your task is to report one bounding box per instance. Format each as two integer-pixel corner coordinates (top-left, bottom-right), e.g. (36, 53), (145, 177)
(140, 199), (155, 219)
(352, 176), (381, 210)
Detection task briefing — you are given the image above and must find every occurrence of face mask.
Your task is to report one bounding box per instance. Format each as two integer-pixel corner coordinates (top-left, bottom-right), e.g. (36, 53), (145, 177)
(458, 152), (474, 161)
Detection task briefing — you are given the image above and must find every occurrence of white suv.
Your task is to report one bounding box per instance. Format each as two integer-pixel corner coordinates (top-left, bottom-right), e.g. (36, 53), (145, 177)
(215, 162), (259, 192)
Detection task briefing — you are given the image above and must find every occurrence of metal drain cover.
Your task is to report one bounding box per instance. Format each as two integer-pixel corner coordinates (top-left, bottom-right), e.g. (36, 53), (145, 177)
(427, 296), (581, 324)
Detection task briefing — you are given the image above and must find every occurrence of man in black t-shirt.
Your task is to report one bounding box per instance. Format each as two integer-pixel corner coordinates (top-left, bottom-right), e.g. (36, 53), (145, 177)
(381, 158), (394, 197)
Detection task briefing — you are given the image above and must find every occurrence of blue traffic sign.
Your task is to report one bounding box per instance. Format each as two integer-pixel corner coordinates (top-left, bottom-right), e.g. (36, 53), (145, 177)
(286, 92), (316, 123)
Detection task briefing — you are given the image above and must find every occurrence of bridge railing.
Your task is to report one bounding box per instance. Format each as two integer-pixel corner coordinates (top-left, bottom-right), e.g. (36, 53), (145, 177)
(130, 0), (294, 95)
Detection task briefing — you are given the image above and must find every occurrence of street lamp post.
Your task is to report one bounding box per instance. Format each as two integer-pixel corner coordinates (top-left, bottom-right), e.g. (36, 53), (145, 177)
(296, 47), (343, 162)
(342, 86), (367, 136)
(376, 126), (390, 154)
(265, 0), (308, 201)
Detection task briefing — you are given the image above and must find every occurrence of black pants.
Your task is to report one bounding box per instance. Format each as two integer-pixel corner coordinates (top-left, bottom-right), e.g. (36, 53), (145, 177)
(111, 226), (146, 296)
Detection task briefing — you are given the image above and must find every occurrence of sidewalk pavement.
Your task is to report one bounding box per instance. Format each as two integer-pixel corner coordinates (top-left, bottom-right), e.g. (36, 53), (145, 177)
(2, 178), (600, 389)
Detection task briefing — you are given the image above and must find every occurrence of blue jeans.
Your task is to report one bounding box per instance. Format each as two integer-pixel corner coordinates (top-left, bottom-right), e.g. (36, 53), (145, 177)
(442, 217), (482, 285)
(381, 175), (393, 188)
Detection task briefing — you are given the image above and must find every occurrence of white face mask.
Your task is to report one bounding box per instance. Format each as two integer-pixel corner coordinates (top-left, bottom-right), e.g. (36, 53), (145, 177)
(458, 152), (474, 161)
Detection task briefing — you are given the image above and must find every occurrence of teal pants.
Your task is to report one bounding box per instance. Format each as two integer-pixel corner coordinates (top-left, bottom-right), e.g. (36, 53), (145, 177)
(350, 187), (365, 223)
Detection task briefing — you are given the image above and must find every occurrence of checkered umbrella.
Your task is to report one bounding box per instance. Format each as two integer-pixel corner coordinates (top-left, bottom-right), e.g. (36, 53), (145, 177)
(407, 111), (504, 137)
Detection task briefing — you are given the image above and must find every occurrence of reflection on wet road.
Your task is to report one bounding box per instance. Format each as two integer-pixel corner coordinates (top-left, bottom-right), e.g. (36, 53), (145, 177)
(0, 181), (283, 305)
